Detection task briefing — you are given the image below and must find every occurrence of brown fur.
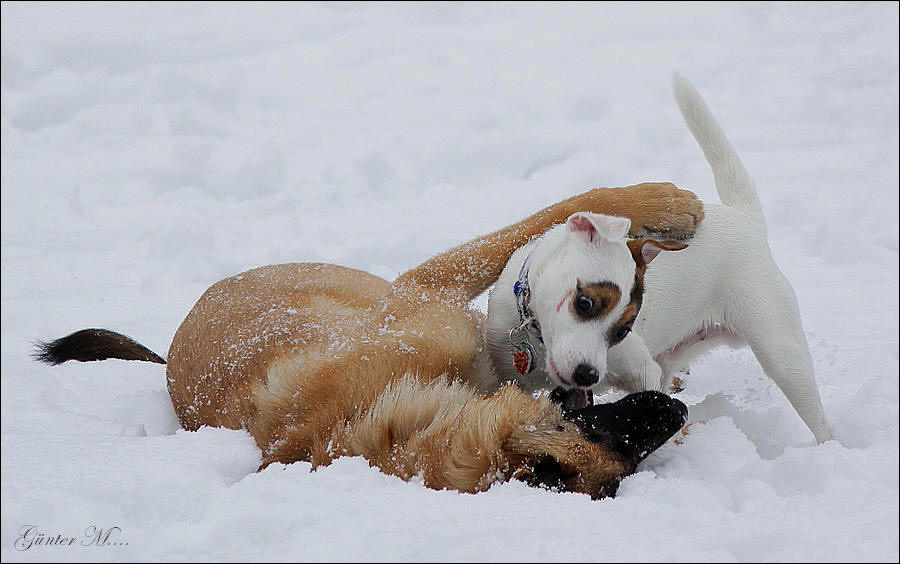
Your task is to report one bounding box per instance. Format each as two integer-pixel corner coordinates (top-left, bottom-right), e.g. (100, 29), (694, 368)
(571, 282), (621, 320)
(626, 237), (690, 274)
(612, 237), (690, 346)
(162, 182), (702, 497)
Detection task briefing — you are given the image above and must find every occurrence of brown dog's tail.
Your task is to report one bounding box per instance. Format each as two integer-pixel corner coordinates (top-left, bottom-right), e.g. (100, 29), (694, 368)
(33, 328), (166, 365)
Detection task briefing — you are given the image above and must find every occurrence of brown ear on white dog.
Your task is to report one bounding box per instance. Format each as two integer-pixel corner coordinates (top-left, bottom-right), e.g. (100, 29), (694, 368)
(626, 238), (689, 267)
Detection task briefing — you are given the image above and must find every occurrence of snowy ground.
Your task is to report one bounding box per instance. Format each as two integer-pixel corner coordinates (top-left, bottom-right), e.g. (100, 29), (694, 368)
(2, 3), (898, 562)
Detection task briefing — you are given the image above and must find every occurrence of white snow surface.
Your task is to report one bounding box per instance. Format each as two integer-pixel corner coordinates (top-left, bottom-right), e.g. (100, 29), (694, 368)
(2, 3), (898, 562)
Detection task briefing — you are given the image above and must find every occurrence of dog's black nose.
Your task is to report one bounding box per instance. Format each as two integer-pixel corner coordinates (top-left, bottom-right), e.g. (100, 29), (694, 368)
(572, 363), (600, 386)
(564, 391), (688, 469)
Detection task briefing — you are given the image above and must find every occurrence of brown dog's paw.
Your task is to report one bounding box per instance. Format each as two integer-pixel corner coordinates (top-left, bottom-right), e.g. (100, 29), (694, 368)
(616, 182), (704, 241)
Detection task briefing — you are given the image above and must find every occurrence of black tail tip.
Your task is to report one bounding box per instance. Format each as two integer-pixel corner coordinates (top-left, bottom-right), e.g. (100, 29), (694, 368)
(31, 339), (68, 365)
(31, 328), (166, 365)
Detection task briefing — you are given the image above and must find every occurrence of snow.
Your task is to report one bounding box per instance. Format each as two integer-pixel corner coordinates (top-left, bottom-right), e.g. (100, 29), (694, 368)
(2, 2), (898, 562)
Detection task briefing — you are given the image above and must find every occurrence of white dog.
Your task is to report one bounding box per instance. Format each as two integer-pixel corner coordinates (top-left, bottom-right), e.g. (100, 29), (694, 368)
(485, 74), (832, 443)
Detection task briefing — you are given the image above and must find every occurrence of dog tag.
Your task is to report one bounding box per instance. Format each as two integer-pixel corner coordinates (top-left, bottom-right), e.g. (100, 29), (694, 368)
(512, 341), (536, 375)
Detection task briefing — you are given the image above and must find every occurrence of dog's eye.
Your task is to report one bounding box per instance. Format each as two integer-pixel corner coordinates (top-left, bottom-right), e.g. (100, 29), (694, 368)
(575, 295), (593, 314)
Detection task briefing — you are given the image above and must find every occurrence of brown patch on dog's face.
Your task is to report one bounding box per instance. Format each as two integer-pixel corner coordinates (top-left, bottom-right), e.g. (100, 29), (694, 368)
(608, 300), (637, 346)
(570, 281), (620, 321)
(607, 269), (646, 346)
(613, 238), (687, 346)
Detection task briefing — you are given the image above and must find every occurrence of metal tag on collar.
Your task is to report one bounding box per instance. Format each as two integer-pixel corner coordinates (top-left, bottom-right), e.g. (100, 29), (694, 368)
(512, 340), (537, 376)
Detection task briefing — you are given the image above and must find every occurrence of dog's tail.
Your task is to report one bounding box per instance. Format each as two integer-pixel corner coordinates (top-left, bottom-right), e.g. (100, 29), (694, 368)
(673, 73), (763, 216)
(33, 328), (166, 365)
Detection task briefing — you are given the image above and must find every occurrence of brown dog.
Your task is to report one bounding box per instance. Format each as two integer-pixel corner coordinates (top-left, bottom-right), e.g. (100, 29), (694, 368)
(36, 182), (701, 498)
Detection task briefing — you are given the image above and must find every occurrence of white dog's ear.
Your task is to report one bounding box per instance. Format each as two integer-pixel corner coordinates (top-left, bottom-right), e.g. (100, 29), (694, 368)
(627, 238), (688, 266)
(566, 213), (631, 243)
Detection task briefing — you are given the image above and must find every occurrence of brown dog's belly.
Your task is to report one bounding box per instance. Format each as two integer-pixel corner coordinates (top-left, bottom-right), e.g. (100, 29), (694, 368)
(166, 263), (391, 433)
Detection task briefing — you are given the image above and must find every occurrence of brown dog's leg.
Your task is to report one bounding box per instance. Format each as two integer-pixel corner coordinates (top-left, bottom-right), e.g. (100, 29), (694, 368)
(395, 182), (703, 300)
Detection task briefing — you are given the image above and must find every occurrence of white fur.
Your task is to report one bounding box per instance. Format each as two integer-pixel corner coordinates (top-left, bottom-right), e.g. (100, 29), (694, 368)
(485, 213), (668, 392)
(485, 74), (832, 443)
(530, 213), (638, 387)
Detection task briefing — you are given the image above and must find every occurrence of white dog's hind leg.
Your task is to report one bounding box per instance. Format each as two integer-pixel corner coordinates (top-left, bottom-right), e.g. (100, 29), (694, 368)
(734, 278), (833, 443)
(606, 332), (664, 393)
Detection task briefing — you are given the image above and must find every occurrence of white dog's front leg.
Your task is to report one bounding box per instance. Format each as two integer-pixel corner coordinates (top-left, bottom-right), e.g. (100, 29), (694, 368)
(605, 332), (663, 393)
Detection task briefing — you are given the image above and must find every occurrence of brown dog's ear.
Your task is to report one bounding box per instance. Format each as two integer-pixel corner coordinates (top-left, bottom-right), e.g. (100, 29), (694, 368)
(626, 238), (688, 267)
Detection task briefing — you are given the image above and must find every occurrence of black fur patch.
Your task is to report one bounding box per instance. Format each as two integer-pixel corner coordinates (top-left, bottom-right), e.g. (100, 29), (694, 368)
(520, 455), (578, 492)
(565, 391), (687, 469)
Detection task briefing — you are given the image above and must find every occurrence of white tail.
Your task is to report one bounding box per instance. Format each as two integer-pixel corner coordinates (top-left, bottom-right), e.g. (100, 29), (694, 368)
(673, 73), (763, 216)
